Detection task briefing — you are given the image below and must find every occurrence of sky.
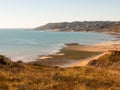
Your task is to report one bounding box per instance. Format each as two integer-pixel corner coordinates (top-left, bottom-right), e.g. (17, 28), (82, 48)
(0, 0), (120, 28)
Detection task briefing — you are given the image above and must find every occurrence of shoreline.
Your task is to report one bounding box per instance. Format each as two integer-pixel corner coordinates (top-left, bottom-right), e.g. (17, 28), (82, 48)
(66, 41), (120, 67)
(68, 52), (107, 67)
(0, 31), (120, 66)
(103, 31), (120, 35)
(35, 40), (120, 67)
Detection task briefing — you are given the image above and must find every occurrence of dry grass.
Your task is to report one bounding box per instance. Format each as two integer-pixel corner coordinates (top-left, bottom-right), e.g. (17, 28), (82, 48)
(0, 50), (120, 90)
(88, 50), (120, 70)
(0, 64), (120, 90)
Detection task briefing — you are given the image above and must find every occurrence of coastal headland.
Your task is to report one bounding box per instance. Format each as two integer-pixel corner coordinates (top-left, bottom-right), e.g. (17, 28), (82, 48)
(35, 21), (120, 33)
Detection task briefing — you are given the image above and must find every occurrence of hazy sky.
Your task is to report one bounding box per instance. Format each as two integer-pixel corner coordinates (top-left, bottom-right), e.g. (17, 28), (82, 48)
(0, 0), (120, 28)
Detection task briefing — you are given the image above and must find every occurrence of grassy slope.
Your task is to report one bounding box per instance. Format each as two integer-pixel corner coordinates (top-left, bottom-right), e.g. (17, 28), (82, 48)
(88, 51), (120, 70)
(0, 65), (120, 90)
(0, 54), (120, 90)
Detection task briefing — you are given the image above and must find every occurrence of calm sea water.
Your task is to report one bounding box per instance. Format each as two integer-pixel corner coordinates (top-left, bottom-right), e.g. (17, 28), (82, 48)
(0, 29), (116, 62)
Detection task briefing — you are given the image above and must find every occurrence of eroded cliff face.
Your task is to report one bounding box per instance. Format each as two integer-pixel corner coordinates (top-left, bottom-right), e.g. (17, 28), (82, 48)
(35, 21), (120, 32)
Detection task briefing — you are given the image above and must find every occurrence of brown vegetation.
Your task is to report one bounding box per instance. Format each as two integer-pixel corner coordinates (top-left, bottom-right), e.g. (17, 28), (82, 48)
(88, 50), (120, 70)
(0, 53), (120, 90)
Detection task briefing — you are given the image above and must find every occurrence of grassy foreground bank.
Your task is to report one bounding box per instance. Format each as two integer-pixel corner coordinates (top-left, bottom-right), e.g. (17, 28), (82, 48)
(0, 50), (120, 90)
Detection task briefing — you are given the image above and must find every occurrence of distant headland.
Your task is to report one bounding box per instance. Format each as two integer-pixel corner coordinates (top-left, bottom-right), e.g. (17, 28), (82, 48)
(35, 21), (120, 33)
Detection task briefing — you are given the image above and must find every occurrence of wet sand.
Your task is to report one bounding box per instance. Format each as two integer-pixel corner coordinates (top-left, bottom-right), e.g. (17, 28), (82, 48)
(67, 41), (120, 67)
(36, 41), (120, 67)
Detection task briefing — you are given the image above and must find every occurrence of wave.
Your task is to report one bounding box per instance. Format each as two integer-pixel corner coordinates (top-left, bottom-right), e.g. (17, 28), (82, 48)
(11, 55), (37, 62)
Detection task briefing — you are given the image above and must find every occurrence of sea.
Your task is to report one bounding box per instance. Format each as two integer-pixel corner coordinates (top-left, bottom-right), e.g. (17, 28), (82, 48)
(0, 29), (117, 62)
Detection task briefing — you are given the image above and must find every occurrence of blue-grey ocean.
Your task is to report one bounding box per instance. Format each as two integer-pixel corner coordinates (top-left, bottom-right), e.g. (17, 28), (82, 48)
(0, 29), (116, 62)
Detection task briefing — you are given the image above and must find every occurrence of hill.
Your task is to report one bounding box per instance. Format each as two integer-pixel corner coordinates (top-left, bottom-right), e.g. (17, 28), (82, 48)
(88, 50), (120, 70)
(0, 53), (120, 90)
(35, 21), (120, 33)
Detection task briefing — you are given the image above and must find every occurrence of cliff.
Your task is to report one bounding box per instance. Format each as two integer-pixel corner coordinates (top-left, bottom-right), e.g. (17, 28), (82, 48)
(35, 21), (120, 32)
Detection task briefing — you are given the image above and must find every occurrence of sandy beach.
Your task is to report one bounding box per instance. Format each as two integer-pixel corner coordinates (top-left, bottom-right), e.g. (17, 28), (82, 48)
(67, 41), (120, 67)
(65, 41), (120, 52)
(69, 52), (107, 67)
(37, 41), (120, 67)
